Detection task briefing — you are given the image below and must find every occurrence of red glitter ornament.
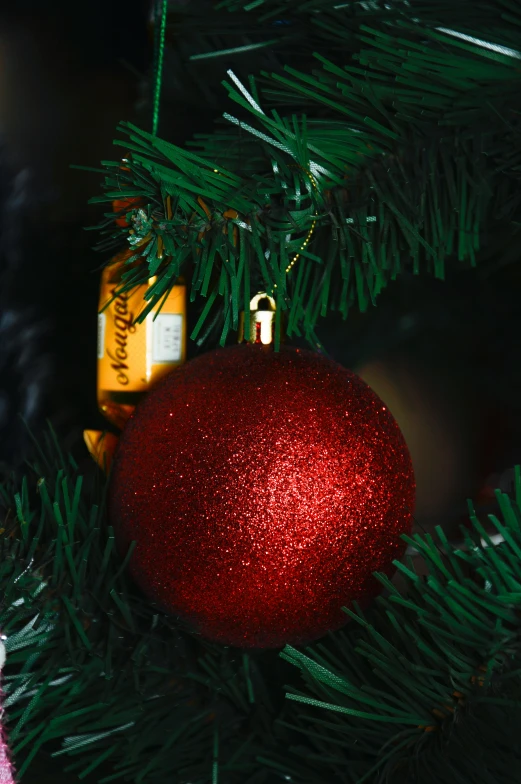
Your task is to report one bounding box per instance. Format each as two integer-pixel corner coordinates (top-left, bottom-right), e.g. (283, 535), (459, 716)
(110, 344), (415, 649)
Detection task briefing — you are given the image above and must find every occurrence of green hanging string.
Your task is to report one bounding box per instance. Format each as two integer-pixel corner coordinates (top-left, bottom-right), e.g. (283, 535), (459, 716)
(152, 0), (168, 136)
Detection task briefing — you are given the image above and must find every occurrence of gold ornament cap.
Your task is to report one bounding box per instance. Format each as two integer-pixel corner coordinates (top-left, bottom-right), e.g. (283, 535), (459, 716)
(238, 292), (278, 345)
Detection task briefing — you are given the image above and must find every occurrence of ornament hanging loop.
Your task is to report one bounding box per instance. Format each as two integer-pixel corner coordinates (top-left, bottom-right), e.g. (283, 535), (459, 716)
(238, 293), (277, 346)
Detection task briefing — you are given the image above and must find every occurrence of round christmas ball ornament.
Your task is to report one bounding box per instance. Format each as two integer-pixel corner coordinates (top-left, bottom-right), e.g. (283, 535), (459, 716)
(110, 297), (415, 649)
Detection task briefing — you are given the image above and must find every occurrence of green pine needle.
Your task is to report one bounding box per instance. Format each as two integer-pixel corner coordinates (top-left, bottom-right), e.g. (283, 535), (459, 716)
(1, 427), (521, 782)
(90, 1), (521, 344)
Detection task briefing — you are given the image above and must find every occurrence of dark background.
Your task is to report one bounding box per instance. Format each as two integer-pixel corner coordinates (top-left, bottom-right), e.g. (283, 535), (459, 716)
(1, 2), (521, 780)
(0, 0), (150, 467)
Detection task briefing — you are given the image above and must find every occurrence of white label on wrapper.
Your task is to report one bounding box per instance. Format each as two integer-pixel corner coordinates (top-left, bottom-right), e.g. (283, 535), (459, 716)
(152, 314), (183, 363)
(97, 313), (106, 359)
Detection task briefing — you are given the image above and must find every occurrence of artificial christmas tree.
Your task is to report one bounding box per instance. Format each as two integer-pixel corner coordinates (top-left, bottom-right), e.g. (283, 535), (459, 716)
(2, 1), (521, 782)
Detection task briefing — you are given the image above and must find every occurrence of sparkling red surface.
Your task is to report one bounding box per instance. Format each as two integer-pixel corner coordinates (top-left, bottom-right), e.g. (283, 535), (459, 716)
(110, 344), (415, 649)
